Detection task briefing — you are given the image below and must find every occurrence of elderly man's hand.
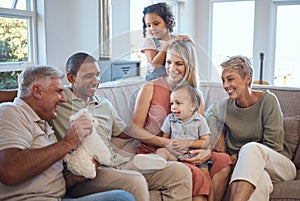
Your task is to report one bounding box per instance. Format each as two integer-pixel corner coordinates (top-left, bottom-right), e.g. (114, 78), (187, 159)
(64, 116), (93, 148)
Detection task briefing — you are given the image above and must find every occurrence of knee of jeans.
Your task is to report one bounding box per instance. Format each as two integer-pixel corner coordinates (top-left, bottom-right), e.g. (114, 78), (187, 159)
(120, 190), (136, 201)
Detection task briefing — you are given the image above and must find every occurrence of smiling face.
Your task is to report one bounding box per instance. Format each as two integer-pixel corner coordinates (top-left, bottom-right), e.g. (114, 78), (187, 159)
(144, 12), (169, 40)
(166, 48), (186, 83)
(221, 68), (251, 100)
(68, 62), (100, 100)
(38, 78), (66, 121)
(220, 56), (253, 100)
(170, 87), (196, 122)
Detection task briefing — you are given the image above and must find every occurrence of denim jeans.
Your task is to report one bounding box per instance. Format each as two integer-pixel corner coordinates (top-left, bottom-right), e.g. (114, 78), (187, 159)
(62, 190), (135, 201)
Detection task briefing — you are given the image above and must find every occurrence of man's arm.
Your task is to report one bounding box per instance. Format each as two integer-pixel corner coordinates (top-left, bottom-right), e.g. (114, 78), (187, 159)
(0, 116), (92, 186)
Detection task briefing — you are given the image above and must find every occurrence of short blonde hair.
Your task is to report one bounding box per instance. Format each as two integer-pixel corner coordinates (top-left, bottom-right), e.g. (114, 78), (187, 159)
(220, 55), (253, 86)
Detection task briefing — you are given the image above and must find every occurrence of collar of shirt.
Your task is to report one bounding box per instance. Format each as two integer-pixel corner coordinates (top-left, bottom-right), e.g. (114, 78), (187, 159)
(14, 98), (54, 136)
(169, 111), (201, 124)
(64, 86), (101, 106)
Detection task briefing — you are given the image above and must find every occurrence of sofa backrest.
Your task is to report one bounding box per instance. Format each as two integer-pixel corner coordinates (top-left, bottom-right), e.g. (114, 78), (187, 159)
(200, 81), (300, 117)
(0, 90), (18, 103)
(96, 78), (300, 167)
(95, 77), (145, 126)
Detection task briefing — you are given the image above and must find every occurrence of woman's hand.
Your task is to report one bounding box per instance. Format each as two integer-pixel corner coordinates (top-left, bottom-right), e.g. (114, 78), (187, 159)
(170, 139), (191, 152)
(213, 132), (226, 152)
(165, 141), (186, 156)
(180, 149), (212, 166)
(231, 154), (238, 168)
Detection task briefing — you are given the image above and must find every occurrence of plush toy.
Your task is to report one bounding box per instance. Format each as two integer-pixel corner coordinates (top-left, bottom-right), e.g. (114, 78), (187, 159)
(63, 108), (111, 179)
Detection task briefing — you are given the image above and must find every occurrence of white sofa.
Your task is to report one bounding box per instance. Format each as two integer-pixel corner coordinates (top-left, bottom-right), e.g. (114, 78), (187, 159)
(95, 77), (300, 201)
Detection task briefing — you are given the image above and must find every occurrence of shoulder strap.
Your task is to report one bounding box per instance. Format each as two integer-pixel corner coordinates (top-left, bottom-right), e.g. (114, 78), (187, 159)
(153, 38), (161, 48)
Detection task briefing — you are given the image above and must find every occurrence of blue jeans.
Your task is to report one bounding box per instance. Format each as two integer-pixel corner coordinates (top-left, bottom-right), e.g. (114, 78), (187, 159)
(62, 190), (135, 201)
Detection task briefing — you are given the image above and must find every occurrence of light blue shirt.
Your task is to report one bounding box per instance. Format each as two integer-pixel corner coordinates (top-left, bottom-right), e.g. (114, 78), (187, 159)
(161, 112), (211, 140)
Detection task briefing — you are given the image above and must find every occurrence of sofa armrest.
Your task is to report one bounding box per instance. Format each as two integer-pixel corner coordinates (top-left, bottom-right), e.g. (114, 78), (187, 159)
(0, 89), (18, 103)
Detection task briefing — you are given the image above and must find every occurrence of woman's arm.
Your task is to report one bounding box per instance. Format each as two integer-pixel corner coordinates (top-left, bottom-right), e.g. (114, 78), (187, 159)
(132, 82), (153, 128)
(196, 88), (205, 116)
(171, 135), (210, 151)
(261, 93), (285, 152)
(213, 131), (226, 152)
(131, 82), (171, 147)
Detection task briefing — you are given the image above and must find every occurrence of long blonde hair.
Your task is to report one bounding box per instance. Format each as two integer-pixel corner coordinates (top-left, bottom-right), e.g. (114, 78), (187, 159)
(167, 40), (199, 88)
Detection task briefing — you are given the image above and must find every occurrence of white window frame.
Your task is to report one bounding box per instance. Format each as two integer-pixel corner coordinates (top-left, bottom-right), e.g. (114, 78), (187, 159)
(269, 0), (300, 85)
(0, 0), (37, 72)
(208, 0), (300, 85)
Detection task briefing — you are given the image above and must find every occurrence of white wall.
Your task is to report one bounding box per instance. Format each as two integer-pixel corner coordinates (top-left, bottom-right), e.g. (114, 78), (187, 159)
(38, 0), (99, 70)
(37, 0), (130, 79)
(178, 0), (217, 82)
(36, 0), (221, 82)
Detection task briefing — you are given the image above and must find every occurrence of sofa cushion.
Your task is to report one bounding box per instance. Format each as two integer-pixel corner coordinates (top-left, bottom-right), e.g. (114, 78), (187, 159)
(283, 116), (300, 157)
(96, 77), (144, 126)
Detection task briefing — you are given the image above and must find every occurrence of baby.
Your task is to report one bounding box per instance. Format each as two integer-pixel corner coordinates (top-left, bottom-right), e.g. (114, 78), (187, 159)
(156, 84), (212, 170)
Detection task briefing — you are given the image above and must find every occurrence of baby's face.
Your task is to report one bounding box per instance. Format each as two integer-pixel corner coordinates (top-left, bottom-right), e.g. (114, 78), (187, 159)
(170, 88), (196, 122)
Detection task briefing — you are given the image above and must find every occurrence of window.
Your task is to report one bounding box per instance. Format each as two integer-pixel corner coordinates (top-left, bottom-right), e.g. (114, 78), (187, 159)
(0, 0), (36, 89)
(208, 0), (300, 87)
(273, 4), (300, 87)
(210, 0), (255, 77)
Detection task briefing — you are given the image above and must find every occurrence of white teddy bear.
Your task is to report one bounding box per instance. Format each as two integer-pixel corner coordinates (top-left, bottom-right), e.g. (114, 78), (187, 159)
(63, 108), (111, 179)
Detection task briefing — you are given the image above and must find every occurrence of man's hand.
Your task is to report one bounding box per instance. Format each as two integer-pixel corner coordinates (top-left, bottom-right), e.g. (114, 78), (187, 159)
(92, 157), (101, 168)
(64, 115), (93, 148)
(65, 173), (87, 189)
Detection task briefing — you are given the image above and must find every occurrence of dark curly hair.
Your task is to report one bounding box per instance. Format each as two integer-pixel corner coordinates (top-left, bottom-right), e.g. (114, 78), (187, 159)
(142, 2), (175, 38)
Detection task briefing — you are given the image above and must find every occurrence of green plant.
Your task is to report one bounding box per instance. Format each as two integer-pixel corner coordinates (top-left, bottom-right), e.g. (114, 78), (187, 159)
(0, 71), (21, 89)
(0, 17), (27, 89)
(0, 17), (28, 62)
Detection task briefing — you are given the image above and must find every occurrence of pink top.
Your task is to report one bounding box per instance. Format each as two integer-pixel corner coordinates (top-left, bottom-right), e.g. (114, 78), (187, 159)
(137, 77), (171, 154)
(141, 38), (167, 53)
(141, 38), (168, 72)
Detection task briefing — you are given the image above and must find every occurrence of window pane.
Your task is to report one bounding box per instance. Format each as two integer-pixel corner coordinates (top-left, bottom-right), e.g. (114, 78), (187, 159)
(0, 0), (28, 10)
(0, 16), (29, 63)
(0, 70), (21, 89)
(274, 5), (300, 87)
(211, 1), (255, 74)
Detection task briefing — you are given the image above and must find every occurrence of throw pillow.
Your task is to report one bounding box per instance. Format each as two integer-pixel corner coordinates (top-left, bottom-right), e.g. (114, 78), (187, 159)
(283, 115), (300, 168)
